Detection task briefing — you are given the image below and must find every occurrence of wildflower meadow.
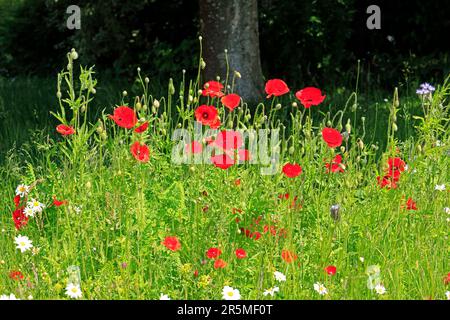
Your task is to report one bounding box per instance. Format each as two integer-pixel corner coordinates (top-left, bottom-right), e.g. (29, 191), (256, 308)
(0, 42), (448, 301)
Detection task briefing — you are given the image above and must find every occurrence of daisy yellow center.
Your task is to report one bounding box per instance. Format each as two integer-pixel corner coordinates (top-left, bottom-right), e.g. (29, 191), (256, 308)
(71, 288), (78, 293)
(227, 292), (234, 297)
(20, 242), (26, 246)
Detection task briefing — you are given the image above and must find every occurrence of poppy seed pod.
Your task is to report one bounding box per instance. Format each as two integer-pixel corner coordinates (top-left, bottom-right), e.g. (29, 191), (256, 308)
(330, 204), (340, 221)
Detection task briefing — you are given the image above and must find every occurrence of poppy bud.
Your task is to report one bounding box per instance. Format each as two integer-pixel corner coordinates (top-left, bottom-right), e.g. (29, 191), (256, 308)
(417, 144), (422, 153)
(326, 120), (332, 127)
(234, 71), (241, 78)
(275, 104), (282, 110)
(345, 119), (351, 134)
(136, 102), (142, 111)
(100, 132), (107, 140)
(153, 99), (160, 108)
(96, 126), (103, 134)
(340, 146), (346, 153)
(216, 76), (220, 81)
(292, 102), (298, 107)
(393, 123), (398, 132)
(177, 123), (182, 128)
(188, 95), (193, 103)
(351, 103), (357, 112)
(142, 104), (148, 111)
(361, 117), (366, 122)
(91, 88), (96, 95)
(357, 139), (364, 149)
(81, 106), (86, 113)
(122, 91), (128, 97)
(200, 58), (206, 70)
(145, 77), (150, 84)
(289, 146), (295, 155)
(330, 204), (340, 221)
(169, 79), (175, 95)
(70, 49), (78, 60)
(161, 129), (166, 135)
(57, 91), (62, 99)
(198, 36), (203, 41)
(227, 120), (233, 127)
(337, 123), (343, 131)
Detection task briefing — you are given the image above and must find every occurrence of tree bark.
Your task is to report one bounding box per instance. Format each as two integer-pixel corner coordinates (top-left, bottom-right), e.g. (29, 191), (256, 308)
(199, 0), (264, 103)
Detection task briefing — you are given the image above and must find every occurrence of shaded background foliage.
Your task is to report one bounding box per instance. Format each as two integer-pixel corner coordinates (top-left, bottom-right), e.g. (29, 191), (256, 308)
(0, 0), (449, 86)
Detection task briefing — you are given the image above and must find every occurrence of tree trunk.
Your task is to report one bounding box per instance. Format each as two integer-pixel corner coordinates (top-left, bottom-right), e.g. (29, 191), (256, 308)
(199, 0), (264, 103)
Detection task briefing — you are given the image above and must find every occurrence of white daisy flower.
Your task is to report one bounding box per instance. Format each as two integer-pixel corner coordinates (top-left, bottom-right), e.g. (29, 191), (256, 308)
(446, 291), (450, 300)
(0, 293), (19, 300)
(435, 184), (446, 191)
(313, 282), (328, 295)
(74, 206), (82, 215)
(444, 207), (450, 214)
(65, 283), (82, 299)
(27, 199), (45, 213)
(222, 286), (241, 300)
(159, 293), (170, 300)
(24, 207), (35, 218)
(274, 271), (286, 282)
(14, 235), (33, 253)
(374, 284), (386, 295)
(263, 286), (279, 296)
(15, 184), (30, 197)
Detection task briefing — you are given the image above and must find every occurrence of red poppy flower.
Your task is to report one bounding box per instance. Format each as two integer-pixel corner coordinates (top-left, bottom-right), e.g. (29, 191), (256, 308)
(202, 81), (225, 98)
(444, 272), (450, 285)
(405, 197), (418, 210)
(235, 248), (247, 259)
(134, 122), (149, 133)
(130, 142), (150, 163)
(321, 128), (343, 148)
(56, 124), (75, 136)
(109, 106), (138, 129)
(214, 259), (227, 269)
(185, 141), (203, 154)
(211, 130), (243, 150)
(265, 79), (290, 98)
(9, 270), (24, 281)
(388, 157), (406, 174)
(53, 196), (68, 207)
(282, 163), (302, 178)
(377, 175), (399, 189)
(211, 154), (235, 170)
(206, 247), (222, 259)
(295, 87), (326, 108)
(162, 236), (181, 252)
(325, 154), (345, 173)
(14, 195), (21, 208)
(221, 94), (241, 111)
(195, 105), (219, 128)
(281, 250), (298, 263)
(234, 179), (241, 186)
(209, 116), (221, 129)
(12, 209), (28, 230)
(194, 270), (199, 277)
(325, 265), (337, 275)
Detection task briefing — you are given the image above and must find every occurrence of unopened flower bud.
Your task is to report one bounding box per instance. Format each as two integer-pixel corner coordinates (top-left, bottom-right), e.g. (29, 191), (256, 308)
(288, 146), (295, 155)
(200, 58), (206, 70)
(153, 99), (160, 108)
(57, 91), (62, 99)
(292, 102), (298, 107)
(136, 102), (142, 111)
(145, 77), (150, 84)
(122, 90), (128, 97)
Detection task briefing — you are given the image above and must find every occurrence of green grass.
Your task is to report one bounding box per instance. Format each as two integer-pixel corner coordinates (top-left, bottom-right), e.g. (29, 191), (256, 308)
(0, 53), (449, 300)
